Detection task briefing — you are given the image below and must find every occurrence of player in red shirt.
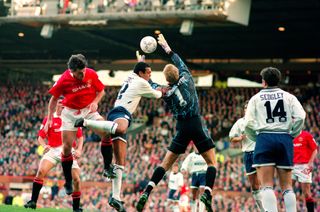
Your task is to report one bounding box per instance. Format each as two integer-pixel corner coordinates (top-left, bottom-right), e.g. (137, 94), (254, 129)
(24, 101), (84, 212)
(292, 130), (318, 212)
(45, 54), (113, 196)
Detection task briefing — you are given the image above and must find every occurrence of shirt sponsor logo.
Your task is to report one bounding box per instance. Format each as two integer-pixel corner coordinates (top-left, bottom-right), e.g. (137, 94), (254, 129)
(294, 143), (302, 147)
(72, 83), (91, 92)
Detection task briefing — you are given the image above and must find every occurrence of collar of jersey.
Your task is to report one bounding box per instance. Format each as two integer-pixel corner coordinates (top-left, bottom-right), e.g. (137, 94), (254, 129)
(260, 87), (280, 92)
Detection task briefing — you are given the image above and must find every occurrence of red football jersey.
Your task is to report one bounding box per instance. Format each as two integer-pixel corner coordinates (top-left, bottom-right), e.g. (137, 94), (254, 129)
(293, 131), (318, 164)
(49, 68), (105, 109)
(38, 116), (83, 147)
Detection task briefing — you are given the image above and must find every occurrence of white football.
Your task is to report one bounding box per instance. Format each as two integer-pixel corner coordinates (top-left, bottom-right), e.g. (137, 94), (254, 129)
(140, 36), (157, 53)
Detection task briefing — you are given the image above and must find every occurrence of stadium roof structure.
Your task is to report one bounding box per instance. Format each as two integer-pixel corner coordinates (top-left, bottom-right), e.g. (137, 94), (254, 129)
(0, 0), (319, 74)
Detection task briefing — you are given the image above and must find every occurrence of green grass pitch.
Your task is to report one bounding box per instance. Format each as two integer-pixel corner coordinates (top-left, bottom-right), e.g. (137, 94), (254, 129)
(0, 205), (70, 212)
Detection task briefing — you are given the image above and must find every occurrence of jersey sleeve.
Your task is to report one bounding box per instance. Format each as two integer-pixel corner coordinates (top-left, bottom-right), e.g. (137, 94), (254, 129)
(49, 76), (64, 98)
(38, 118), (48, 138)
(148, 79), (161, 89)
(244, 96), (258, 140)
(290, 96), (306, 137)
(306, 132), (318, 151)
(93, 71), (105, 92)
(138, 80), (162, 99)
(181, 154), (191, 172)
(229, 120), (241, 139)
(76, 127), (83, 138)
(170, 53), (190, 76)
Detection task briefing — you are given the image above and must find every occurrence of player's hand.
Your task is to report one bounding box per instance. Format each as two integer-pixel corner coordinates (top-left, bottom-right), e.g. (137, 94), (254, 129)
(136, 50), (145, 62)
(174, 190), (179, 198)
(89, 102), (98, 113)
(43, 144), (51, 154)
(73, 149), (82, 159)
(307, 163), (314, 172)
(157, 34), (171, 54)
(240, 134), (246, 141)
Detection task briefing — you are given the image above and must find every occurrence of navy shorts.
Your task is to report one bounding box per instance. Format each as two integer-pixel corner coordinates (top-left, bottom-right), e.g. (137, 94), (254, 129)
(253, 133), (293, 169)
(243, 151), (256, 175)
(107, 106), (132, 142)
(168, 115), (215, 154)
(168, 189), (180, 201)
(191, 172), (206, 188)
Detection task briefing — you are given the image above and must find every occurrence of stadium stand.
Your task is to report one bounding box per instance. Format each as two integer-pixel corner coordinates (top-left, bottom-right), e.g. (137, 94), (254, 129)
(0, 81), (319, 211)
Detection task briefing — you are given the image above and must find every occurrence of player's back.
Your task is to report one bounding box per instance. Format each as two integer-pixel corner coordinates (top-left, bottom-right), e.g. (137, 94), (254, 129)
(114, 72), (161, 114)
(248, 88), (305, 133)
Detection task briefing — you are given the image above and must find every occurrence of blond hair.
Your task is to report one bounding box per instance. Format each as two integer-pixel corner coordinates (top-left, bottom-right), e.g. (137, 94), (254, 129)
(163, 64), (179, 84)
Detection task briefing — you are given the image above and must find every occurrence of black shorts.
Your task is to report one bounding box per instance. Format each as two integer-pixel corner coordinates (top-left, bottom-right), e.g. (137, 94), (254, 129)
(168, 115), (215, 154)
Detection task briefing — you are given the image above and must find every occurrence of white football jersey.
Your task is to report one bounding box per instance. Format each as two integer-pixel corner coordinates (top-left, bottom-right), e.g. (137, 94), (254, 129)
(114, 73), (162, 114)
(229, 117), (255, 152)
(181, 152), (207, 174)
(168, 172), (184, 190)
(245, 88), (306, 137)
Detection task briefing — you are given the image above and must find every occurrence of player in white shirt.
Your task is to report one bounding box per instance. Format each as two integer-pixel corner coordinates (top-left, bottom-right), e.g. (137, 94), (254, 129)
(229, 101), (264, 211)
(181, 148), (207, 212)
(244, 67), (306, 212)
(168, 163), (184, 212)
(75, 57), (165, 211)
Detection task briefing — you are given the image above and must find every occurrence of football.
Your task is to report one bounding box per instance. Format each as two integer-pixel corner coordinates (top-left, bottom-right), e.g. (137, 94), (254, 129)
(140, 36), (157, 53)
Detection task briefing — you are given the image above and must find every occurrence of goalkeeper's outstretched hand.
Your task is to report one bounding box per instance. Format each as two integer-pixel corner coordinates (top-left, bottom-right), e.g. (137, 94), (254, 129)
(136, 50), (145, 62)
(157, 34), (172, 54)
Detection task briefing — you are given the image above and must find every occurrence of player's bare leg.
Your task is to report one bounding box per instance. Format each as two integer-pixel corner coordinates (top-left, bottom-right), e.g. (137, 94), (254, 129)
(24, 159), (55, 209)
(256, 166), (278, 212)
(199, 148), (217, 212)
(301, 182), (314, 212)
(248, 173), (264, 211)
(109, 118), (128, 212)
(71, 168), (82, 212)
(277, 168), (297, 212)
(62, 130), (77, 195)
(137, 151), (179, 212)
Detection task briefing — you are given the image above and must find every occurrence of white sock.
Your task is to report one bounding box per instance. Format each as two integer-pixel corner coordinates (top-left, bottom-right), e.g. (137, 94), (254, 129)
(84, 120), (118, 134)
(172, 205), (180, 212)
(191, 200), (197, 212)
(252, 190), (265, 212)
(112, 164), (124, 201)
(283, 190), (297, 212)
(199, 198), (205, 212)
(261, 186), (278, 212)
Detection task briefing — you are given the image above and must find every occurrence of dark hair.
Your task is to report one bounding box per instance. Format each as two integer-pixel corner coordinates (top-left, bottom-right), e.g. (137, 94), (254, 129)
(133, 62), (150, 75)
(67, 54), (88, 72)
(260, 67), (281, 86)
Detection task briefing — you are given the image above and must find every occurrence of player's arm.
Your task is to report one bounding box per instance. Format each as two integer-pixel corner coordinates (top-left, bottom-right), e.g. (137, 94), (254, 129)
(244, 97), (258, 141)
(139, 80), (162, 99)
(290, 96), (306, 137)
(307, 133), (318, 170)
(157, 33), (189, 74)
(38, 118), (50, 153)
(180, 154), (191, 175)
(44, 96), (58, 132)
(229, 120), (246, 143)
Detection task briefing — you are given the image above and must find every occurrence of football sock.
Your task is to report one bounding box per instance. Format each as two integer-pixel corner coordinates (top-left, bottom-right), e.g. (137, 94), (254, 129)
(305, 197), (315, 212)
(112, 164), (124, 201)
(204, 166), (216, 196)
(72, 191), (81, 210)
(252, 189), (264, 211)
(31, 177), (43, 202)
(283, 190), (297, 212)
(84, 120), (118, 134)
(145, 166), (166, 194)
(101, 139), (113, 170)
(199, 198), (205, 212)
(61, 153), (73, 183)
(190, 200), (197, 212)
(261, 186), (278, 212)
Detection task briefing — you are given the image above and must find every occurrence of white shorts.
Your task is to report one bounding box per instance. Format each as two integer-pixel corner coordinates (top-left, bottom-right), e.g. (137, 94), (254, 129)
(291, 164), (312, 183)
(61, 106), (103, 131)
(41, 146), (80, 169)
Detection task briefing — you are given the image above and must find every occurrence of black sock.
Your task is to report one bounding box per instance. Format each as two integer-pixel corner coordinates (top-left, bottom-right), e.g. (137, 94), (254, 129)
(145, 166), (166, 194)
(72, 192), (81, 210)
(31, 178), (43, 202)
(101, 144), (113, 170)
(61, 154), (73, 182)
(306, 200), (315, 212)
(204, 166), (217, 196)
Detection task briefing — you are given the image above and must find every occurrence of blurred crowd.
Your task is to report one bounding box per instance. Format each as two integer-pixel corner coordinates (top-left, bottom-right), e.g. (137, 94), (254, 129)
(0, 82), (319, 211)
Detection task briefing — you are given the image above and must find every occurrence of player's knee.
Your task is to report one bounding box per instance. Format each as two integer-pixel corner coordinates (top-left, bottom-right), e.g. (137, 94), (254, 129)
(116, 125), (127, 135)
(73, 175), (81, 188)
(36, 169), (46, 178)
